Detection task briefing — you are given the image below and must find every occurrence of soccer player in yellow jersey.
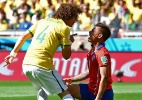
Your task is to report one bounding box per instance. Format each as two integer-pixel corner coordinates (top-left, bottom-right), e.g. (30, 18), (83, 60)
(4, 3), (82, 100)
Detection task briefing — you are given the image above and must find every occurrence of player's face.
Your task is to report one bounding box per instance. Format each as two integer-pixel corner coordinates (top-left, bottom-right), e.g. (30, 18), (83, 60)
(88, 26), (101, 43)
(67, 16), (78, 27)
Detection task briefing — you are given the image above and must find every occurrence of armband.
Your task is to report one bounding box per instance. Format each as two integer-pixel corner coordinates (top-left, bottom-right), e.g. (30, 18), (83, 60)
(10, 51), (17, 57)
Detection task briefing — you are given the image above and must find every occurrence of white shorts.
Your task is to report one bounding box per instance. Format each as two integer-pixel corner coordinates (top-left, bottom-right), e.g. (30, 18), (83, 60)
(22, 65), (68, 95)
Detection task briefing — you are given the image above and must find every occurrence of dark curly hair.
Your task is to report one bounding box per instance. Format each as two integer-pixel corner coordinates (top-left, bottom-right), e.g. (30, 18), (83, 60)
(52, 3), (82, 20)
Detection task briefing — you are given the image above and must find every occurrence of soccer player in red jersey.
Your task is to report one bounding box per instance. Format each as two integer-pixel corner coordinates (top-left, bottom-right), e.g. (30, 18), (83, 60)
(64, 23), (114, 100)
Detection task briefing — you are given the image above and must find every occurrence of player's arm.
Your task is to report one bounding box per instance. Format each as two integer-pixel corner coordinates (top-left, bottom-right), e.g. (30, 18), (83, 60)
(72, 69), (89, 82)
(60, 25), (77, 59)
(95, 65), (109, 100)
(12, 30), (32, 53)
(62, 46), (71, 60)
(64, 69), (89, 85)
(4, 31), (33, 66)
(4, 20), (38, 66)
(62, 33), (77, 60)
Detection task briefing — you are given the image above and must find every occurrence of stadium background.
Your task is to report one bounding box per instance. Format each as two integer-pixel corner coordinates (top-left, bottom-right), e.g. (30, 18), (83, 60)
(0, 0), (142, 100)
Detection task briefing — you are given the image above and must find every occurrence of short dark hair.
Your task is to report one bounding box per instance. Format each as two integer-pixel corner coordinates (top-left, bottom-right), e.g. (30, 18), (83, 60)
(52, 3), (82, 20)
(95, 23), (111, 41)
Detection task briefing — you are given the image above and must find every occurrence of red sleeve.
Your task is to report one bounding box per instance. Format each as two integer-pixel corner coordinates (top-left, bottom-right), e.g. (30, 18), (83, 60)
(96, 50), (110, 67)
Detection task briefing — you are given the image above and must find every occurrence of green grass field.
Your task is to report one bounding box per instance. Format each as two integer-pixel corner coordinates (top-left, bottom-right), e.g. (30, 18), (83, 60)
(0, 81), (142, 100)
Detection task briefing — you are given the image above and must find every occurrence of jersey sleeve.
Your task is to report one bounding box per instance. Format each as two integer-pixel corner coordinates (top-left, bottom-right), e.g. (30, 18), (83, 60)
(97, 52), (110, 67)
(28, 21), (38, 36)
(60, 26), (71, 46)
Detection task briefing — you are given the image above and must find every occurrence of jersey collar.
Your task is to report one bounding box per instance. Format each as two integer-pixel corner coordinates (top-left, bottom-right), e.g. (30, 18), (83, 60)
(96, 43), (105, 50)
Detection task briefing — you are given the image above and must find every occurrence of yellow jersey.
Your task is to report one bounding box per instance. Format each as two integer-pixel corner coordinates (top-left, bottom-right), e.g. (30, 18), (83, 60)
(23, 18), (71, 70)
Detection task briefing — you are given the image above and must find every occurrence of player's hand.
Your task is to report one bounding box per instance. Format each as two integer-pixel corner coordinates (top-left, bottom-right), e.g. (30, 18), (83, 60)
(4, 55), (15, 67)
(70, 33), (77, 43)
(95, 98), (101, 100)
(95, 97), (102, 100)
(63, 78), (72, 85)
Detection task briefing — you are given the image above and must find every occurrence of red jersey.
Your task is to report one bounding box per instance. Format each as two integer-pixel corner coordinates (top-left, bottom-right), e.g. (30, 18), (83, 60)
(87, 43), (113, 95)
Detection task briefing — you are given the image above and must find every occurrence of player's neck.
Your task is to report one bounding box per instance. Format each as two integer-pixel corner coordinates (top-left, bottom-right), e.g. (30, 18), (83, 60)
(92, 42), (103, 51)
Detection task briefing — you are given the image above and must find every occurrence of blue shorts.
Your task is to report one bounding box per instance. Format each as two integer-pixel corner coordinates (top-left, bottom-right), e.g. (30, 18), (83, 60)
(79, 84), (114, 100)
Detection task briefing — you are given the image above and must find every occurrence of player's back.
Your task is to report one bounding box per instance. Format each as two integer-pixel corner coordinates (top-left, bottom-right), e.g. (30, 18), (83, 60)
(23, 18), (70, 70)
(29, 18), (64, 56)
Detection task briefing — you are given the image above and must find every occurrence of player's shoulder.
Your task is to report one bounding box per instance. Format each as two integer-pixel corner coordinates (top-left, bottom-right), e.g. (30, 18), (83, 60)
(38, 18), (55, 22)
(36, 18), (47, 24)
(97, 47), (109, 56)
(61, 25), (70, 33)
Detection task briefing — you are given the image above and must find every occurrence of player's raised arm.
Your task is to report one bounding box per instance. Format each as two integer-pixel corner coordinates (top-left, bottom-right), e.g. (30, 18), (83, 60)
(4, 30), (32, 67)
(62, 33), (77, 59)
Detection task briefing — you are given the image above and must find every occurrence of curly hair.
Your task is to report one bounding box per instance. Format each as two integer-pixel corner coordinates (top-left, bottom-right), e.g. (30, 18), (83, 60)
(52, 3), (82, 20)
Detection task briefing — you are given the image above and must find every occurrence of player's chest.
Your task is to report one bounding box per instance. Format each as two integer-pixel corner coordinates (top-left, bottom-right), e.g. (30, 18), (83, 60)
(87, 52), (99, 69)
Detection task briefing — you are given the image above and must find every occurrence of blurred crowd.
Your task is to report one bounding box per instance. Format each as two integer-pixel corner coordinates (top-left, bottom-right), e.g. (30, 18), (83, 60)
(0, 0), (142, 38)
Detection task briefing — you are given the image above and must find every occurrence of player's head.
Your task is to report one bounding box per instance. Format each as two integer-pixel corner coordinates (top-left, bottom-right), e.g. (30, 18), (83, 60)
(52, 3), (82, 27)
(95, 23), (111, 41)
(88, 23), (111, 43)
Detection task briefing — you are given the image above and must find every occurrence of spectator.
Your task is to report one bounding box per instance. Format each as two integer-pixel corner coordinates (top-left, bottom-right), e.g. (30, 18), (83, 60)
(117, 0), (126, 16)
(0, 0), (7, 12)
(92, 0), (101, 26)
(19, 0), (31, 12)
(79, 3), (93, 31)
(78, 0), (85, 7)
(17, 3), (25, 15)
(47, 5), (55, 18)
(28, 2), (36, 18)
(121, 7), (136, 31)
(53, 0), (64, 10)
(31, 10), (42, 24)
(109, 7), (122, 38)
(16, 0), (31, 22)
(34, 0), (43, 11)
(131, 0), (142, 30)
(9, 10), (20, 29)
(132, 0), (142, 8)
(4, 2), (15, 21)
(18, 12), (32, 30)
(0, 9), (8, 31)
(0, 0), (142, 33)
(100, 8), (110, 26)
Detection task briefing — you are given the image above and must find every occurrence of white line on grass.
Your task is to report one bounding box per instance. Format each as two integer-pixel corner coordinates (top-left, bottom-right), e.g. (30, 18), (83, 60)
(114, 91), (142, 94)
(0, 94), (36, 97)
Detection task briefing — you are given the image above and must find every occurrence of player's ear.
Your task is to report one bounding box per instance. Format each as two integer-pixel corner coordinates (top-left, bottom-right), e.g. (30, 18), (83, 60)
(98, 33), (103, 39)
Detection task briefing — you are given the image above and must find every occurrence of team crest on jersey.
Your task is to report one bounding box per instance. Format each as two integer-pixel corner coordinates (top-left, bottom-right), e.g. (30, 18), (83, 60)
(101, 56), (108, 64)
